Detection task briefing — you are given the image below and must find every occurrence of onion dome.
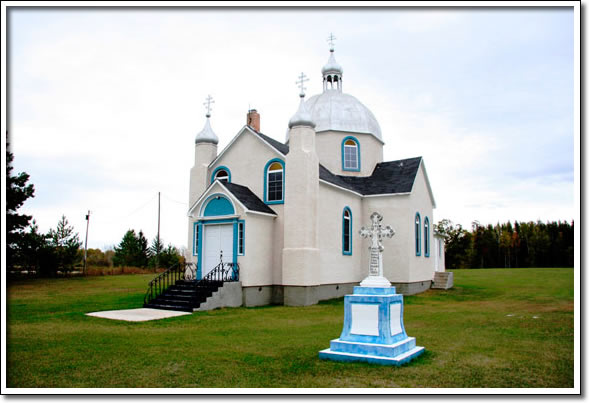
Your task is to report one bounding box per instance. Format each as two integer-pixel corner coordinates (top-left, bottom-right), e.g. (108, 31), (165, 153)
(288, 72), (315, 129)
(195, 117), (218, 144)
(321, 50), (343, 77)
(285, 43), (382, 143)
(288, 94), (315, 129)
(305, 91), (382, 141)
(195, 95), (219, 144)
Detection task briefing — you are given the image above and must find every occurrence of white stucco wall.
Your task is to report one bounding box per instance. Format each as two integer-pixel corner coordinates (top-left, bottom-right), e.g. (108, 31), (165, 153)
(197, 127), (286, 283)
(187, 142), (217, 263)
(317, 182), (364, 284)
(315, 131), (383, 177)
(362, 194), (412, 283)
(238, 213), (276, 287)
(282, 125), (320, 286)
(405, 163), (436, 283)
(208, 128), (284, 197)
(434, 234), (446, 272)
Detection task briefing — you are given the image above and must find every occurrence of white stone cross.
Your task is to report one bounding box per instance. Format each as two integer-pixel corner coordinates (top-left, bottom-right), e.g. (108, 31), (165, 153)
(203, 95), (215, 117)
(359, 212), (395, 288)
(296, 72), (309, 97)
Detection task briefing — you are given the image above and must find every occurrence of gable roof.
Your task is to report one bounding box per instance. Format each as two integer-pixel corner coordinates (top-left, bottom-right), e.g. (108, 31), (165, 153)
(206, 127), (430, 202)
(188, 180), (276, 217)
(319, 157), (423, 196)
(245, 132), (425, 198)
(251, 127), (290, 155)
(222, 182), (277, 215)
(208, 125), (287, 169)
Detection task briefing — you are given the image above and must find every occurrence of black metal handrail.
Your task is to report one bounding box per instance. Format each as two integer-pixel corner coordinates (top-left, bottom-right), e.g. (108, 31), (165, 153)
(143, 262), (195, 306)
(196, 261), (240, 285)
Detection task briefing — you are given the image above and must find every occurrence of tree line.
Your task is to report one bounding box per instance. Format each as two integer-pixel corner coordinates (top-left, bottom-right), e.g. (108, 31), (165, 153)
(6, 141), (182, 277)
(436, 219), (574, 269)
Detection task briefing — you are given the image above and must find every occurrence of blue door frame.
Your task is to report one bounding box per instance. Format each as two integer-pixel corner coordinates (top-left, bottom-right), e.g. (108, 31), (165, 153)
(194, 218), (238, 280)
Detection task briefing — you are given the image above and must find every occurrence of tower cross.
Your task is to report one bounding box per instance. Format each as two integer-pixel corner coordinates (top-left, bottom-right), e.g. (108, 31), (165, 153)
(327, 32), (336, 51)
(203, 95), (215, 117)
(359, 212), (395, 282)
(296, 72), (309, 97)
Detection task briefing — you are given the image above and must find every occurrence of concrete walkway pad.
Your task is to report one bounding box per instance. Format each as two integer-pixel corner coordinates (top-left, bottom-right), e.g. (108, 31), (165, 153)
(86, 308), (191, 322)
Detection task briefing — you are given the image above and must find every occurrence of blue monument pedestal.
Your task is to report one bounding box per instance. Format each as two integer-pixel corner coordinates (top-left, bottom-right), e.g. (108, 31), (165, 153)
(319, 286), (425, 365)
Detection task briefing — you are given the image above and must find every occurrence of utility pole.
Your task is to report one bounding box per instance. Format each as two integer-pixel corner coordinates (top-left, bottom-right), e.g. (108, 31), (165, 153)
(83, 210), (90, 275)
(156, 192), (160, 272)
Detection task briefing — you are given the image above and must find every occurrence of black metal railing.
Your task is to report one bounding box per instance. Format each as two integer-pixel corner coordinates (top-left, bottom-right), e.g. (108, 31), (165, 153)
(196, 261), (240, 284)
(143, 262), (195, 306)
(143, 258), (239, 307)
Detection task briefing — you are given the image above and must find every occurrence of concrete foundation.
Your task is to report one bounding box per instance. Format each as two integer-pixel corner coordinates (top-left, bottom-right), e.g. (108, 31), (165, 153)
(242, 285), (274, 307)
(391, 280), (432, 295)
(195, 282), (243, 311)
(237, 281), (431, 308)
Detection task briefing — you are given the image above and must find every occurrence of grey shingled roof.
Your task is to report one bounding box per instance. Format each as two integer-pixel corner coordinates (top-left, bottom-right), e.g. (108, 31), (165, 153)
(222, 182), (277, 215)
(319, 157), (422, 195)
(248, 126), (290, 155)
(247, 128), (421, 196)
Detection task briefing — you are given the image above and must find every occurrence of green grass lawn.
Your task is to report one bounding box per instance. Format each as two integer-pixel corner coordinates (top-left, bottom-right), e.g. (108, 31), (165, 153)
(6, 268), (574, 388)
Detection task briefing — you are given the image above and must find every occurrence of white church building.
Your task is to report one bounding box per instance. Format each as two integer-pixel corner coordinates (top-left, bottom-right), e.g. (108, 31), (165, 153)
(186, 42), (445, 307)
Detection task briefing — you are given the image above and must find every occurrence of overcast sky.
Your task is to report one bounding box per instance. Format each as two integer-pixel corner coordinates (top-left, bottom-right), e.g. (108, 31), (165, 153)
(6, 6), (576, 251)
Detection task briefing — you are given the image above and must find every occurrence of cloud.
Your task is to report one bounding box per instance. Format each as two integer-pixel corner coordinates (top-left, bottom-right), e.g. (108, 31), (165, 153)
(7, 7), (576, 249)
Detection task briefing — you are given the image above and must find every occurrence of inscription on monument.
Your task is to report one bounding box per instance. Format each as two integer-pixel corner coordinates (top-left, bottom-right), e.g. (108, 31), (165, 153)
(359, 212), (395, 287)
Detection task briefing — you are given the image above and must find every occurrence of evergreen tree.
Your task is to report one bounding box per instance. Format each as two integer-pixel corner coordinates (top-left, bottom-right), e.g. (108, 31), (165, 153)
(47, 215), (82, 273)
(113, 230), (140, 267)
(6, 142), (35, 269)
(135, 231), (149, 268)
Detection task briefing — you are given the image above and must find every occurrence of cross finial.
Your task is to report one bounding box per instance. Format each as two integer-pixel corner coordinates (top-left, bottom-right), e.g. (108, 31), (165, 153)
(327, 32), (336, 52)
(203, 95), (215, 118)
(296, 72), (309, 97)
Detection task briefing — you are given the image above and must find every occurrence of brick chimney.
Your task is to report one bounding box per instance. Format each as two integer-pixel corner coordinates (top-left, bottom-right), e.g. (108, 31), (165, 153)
(247, 109), (260, 132)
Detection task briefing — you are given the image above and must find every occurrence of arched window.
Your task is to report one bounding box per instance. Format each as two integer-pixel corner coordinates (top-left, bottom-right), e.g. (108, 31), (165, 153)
(424, 217), (430, 258)
(342, 137), (360, 171)
(342, 207), (352, 255)
(211, 166), (231, 183)
(415, 213), (421, 256)
(264, 159), (284, 204)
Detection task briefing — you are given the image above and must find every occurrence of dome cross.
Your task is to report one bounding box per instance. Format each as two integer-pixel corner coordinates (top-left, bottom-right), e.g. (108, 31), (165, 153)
(296, 72), (309, 97)
(203, 95), (215, 117)
(327, 32), (336, 52)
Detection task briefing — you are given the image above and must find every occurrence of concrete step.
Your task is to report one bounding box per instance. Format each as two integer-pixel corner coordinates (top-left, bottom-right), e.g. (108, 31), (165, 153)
(144, 303), (193, 312)
(431, 271), (454, 289)
(318, 345), (425, 366)
(330, 337), (416, 358)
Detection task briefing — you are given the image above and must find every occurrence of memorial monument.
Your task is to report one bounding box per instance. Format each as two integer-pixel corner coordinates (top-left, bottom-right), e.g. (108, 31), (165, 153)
(318, 212), (425, 365)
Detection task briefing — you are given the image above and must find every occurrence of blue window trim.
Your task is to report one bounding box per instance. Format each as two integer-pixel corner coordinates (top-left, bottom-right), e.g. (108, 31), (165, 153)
(342, 206), (352, 255)
(341, 136), (361, 172)
(196, 218), (239, 280)
(211, 166), (231, 184)
(263, 158), (285, 205)
(192, 222), (202, 256)
(415, 212), (421, 257)
(424, 217), (430, 258)
(237, 220), (245, 256)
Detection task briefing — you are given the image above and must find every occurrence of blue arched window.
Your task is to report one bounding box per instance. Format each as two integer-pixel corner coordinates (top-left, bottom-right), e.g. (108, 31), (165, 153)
(342, 207), (352, 255)
(341, 136), (361, 172)
(211, 166), (231, 183)
(264, 158), (285, 204)
(424, 217), (430, 258)
(415, 213), (421, 256)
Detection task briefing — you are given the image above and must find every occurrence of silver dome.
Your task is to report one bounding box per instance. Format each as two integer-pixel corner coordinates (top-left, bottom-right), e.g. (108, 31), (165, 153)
(321, 52), (343, 75)
(288, 96), (316, 129)
(195, 117), (219, 144)
(300, 91), (382, 142)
